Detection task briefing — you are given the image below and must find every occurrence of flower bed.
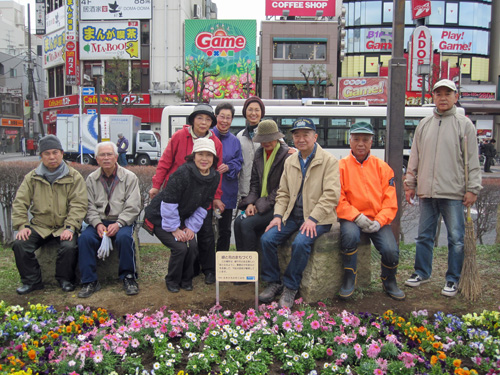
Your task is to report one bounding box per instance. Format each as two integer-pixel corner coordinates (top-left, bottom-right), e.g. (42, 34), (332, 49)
(1, 300), (499, 375)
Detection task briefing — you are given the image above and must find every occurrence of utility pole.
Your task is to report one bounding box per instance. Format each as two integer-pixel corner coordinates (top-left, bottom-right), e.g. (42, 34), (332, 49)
(386, 0), (406, 242)
(27, 5), (45, 137)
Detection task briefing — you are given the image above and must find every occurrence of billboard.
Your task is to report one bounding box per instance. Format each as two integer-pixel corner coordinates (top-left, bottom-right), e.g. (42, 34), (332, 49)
(184, 20), (257, 102)
(80, 21), (141, 60)
(338, 78), (388, 105)
(43, 30), (65, 68)
(35, 0), (46, 35)
(265, 0), (336, 17)
(81, 0), (152, 20)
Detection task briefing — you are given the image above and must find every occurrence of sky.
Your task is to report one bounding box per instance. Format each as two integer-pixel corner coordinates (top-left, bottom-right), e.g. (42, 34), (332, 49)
(10, 0), (267, 34)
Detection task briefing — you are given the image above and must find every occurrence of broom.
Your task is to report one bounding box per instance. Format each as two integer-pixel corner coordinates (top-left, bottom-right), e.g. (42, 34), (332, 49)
(458, 135), (482, 301)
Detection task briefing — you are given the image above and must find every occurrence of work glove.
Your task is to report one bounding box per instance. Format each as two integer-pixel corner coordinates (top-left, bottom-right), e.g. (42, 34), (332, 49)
(363, 220), (381, 233)
(354, 214), (373, 231)
(97, 232), (113, 260)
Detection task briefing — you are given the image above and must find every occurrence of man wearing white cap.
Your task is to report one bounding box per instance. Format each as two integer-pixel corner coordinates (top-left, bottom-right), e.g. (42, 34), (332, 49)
(404, 79), (482, 297)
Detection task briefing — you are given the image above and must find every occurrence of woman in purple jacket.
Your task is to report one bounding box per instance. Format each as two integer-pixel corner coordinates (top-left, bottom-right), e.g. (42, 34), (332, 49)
(145, 139), (220, 293)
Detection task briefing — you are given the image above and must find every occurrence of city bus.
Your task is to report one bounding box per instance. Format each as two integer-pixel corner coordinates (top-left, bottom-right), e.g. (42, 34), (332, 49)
(160, 99), (465, 167)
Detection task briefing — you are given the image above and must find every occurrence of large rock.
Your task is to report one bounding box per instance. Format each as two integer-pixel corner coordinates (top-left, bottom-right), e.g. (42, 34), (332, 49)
(277, 223), (371, 302)
(37, 234), (140, 285)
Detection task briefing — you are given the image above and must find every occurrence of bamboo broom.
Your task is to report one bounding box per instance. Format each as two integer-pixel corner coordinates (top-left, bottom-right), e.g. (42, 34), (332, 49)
(458, 135), (482, 301)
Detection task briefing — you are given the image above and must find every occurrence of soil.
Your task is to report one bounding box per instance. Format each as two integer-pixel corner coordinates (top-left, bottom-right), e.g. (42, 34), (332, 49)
(2, 247), (500, 319)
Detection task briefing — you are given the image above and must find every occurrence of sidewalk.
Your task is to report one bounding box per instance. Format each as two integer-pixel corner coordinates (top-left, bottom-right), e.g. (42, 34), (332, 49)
(0, 152), (40, 162)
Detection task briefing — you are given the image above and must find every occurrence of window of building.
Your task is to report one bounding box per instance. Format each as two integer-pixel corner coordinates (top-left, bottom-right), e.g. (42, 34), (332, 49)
(0, 63), (3, 75)
(273, 41), (327, 60)
(273, 83), (326, 99)
(10, 68), (17, 78)
(427, 1), (445, 24)
(445, 2), (458, 24)
(382, 2), (393, 23)
(459, 2), (491, 28)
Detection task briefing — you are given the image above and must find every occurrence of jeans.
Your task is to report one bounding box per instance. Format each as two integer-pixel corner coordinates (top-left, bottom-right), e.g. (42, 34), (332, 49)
(216, 209), (233, 252)
(234, 210), (274, 252)
(260, 216), (332, 290)
(78, 221), (137, 283)
(414, 198), (465, 283)
(118, 153), (128, 166)
(340, 220), (399, 267)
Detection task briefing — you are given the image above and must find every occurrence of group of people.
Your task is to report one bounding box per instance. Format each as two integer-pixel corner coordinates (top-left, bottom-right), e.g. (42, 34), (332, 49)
(11, 79), (482, 307)
(479, 137), (497, 173)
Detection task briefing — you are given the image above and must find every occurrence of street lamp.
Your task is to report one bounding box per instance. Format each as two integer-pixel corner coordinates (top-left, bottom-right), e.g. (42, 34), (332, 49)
(91, 65), (104, 142)
(417, 63), (431, 105)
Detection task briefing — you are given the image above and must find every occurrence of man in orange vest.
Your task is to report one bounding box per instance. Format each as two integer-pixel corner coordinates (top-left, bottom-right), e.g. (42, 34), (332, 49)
(336, 122), (405, 300)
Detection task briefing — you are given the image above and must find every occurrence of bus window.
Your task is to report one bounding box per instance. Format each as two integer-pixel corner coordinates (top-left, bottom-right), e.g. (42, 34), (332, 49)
(170, 116), (188, 135)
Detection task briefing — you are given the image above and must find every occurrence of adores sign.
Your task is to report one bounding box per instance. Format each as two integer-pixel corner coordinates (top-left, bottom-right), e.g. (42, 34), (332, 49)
(265, 0), (336, 17)
(195, 30), (247, 57)
(407, 26), (433, 92)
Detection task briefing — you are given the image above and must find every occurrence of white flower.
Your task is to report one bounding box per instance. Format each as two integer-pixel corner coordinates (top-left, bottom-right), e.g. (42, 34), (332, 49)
(340, 352), (347, 360)
(302, 352), (310, 359)
(323, 363), (330, 368)
(153, 362), (160, 370)
(150, 338), (155, 343)
(293, 355), (300, 361)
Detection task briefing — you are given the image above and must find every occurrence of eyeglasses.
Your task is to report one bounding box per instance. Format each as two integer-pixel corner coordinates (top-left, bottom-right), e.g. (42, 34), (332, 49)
(217, 115), (232, 121)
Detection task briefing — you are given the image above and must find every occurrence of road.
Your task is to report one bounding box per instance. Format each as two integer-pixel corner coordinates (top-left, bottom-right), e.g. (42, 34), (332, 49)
(1, 152), (498, 246)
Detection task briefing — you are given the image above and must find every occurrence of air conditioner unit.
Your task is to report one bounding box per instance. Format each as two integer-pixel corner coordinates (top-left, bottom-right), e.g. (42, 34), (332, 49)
(193, 4), (201, 19)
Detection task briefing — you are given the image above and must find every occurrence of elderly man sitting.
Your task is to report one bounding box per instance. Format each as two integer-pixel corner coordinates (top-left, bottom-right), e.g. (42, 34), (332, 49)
(77, 141), (141, 298)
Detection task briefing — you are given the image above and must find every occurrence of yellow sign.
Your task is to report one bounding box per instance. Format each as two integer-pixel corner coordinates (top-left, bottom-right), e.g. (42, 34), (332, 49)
(1, 118), (24, 127)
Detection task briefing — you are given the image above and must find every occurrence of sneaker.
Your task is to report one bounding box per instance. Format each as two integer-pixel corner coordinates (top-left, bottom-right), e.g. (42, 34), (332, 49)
(78, 281), (101, 298)
(279, 286), (298, 309)
(441, 281), (458, 297)
(123, 274), (139, 295)
(404, 273), (430, 287)
(258, 282), (283, 303)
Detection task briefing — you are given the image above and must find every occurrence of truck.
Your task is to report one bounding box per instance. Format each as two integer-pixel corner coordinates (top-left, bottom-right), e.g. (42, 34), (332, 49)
(56, 114), (161, 165)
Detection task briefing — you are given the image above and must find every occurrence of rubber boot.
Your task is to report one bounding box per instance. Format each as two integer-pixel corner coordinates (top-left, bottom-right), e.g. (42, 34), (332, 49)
(381, 263), (405, 300)
(339, 249), (357, 299)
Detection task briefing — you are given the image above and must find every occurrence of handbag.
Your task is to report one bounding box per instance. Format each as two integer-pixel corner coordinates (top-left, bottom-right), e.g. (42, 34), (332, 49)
(142, 218), (155, 236)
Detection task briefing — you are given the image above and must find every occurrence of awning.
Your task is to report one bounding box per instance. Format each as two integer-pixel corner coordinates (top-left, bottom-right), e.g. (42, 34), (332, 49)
(459, 101), (500, 115)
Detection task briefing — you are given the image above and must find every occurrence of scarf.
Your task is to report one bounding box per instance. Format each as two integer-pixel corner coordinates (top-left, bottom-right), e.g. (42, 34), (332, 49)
(190, 127), (211, 140)
(36, 162), (69, 184)
(261, 142), (280, 198)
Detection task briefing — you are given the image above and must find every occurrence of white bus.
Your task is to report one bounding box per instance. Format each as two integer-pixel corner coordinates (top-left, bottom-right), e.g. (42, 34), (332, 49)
(160, 99), (464, 166)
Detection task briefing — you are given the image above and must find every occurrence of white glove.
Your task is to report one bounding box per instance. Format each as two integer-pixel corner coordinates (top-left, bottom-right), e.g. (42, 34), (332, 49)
(354, 214), (373, 231)
(97, 232), (113, 260)
(363, 220), (381, 233)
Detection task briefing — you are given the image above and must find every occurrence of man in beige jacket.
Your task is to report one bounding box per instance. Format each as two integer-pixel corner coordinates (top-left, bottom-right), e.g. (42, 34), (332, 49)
(404, 79), (482, 297)
(78, 141), (141, 298)
(258, 118), (340, 309)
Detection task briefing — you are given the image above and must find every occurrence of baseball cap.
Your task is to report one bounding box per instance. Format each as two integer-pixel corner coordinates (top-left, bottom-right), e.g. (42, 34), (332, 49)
(291, 118), (316, 132)
(433, 79), (457, 92)
(350, 122), (374, 135)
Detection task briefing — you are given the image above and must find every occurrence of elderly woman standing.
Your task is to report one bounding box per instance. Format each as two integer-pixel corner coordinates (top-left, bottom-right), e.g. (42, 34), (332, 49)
(145, 139), (220, 293)
(234, 120), (291, 253)
(236, 96), (266, 201)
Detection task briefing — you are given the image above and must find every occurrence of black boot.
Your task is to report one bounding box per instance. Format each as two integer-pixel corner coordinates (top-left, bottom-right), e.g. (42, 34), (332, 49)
(381, 263), (405, 300)
(339, 249), (357, 299)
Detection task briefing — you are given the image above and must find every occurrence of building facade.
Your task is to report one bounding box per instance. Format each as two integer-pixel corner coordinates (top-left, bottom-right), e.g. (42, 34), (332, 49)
(260, 20), (340, 100)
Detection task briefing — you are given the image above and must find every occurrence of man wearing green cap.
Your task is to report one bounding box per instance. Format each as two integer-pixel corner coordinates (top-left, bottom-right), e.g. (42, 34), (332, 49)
(337, 122), (405, 300)
(11, 135), (87, 294)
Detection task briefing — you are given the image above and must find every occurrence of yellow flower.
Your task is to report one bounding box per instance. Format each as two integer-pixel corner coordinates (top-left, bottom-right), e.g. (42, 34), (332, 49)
(453, 359), (462, 367)
(430, 355), (438, 365)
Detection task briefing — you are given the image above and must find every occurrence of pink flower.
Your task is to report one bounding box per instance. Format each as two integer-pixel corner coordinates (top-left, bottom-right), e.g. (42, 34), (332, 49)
(354, 343), (363, 359)
(282, 321), (292, 331)
(115, 346), (126, 355)
(311, 320), (320, 330)
(374, 369), (384, 375)
(367, 342), (381, 359)
(359, 326), (367, 336)
(318, 302), (326, 308)
(131, 339), (140, 348)
(92, 351), (103, 364)
(326, 348), (333, 356)
(294, 322), (303, 332)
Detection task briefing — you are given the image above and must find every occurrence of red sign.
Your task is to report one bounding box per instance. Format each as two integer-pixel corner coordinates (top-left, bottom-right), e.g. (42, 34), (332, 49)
(405, 91), (432, 106)
(265, 0), (336, 17)
(460, 92), (495, 100)
(44, 94), (151, 109)
(195, 30), (246, 56)
(411, 0), (431, 20)
(338, 78), (388, 105)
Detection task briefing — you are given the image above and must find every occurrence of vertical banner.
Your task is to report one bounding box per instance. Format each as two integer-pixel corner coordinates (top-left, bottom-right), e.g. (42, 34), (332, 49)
(407, 26), (433, 92)
(35, 0), (46, 35)
(184, 20), (257, 102)
(65, 0), (79, 85)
